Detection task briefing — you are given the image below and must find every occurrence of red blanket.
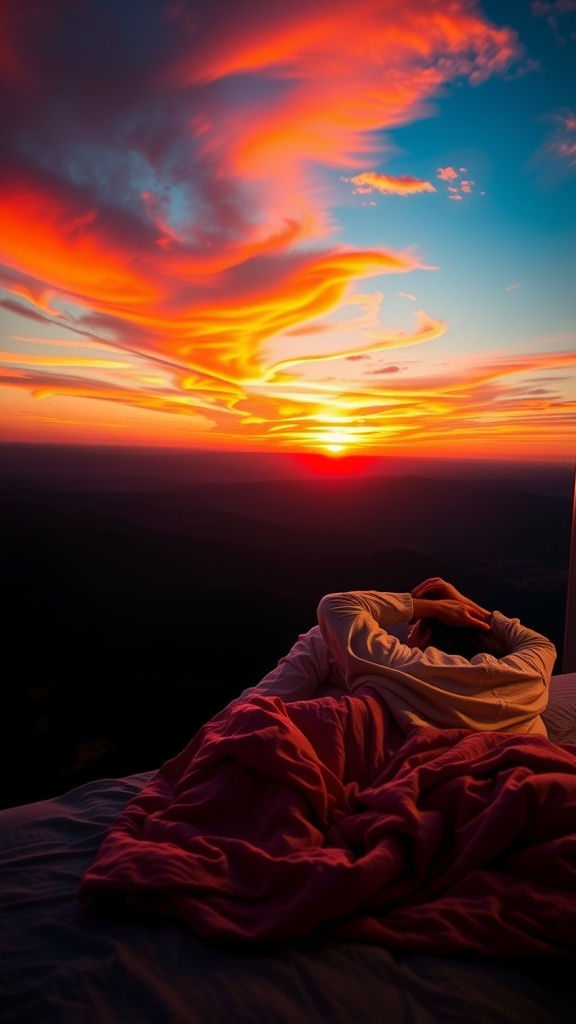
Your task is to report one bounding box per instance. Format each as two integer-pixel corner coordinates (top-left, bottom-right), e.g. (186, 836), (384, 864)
(80, 693), (576, 955)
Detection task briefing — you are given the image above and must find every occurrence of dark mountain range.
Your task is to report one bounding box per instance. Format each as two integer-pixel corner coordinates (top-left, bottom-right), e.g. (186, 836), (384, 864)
(1, 471), (572, 810)
(1, 442), (572, 494)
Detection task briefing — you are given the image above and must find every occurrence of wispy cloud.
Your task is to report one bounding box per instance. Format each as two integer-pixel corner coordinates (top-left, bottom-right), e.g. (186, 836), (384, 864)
(545, 109), (576, 165)
(531, 0), (576, 43)
(4, 330), (573, 456)
(526, 107), (576, 184)
(3, 0), (560, 454)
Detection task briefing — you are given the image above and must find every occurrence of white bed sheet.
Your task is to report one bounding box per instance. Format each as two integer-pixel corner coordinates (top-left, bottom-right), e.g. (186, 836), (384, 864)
(543, 672), (576, 743)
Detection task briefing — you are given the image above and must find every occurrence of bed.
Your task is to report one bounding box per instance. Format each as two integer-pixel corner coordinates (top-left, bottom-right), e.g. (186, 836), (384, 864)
(2, 670), (575, 1024)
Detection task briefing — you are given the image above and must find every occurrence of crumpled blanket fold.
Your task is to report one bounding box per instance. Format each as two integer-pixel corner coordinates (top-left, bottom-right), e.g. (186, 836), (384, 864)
(80, 693), (576, 955)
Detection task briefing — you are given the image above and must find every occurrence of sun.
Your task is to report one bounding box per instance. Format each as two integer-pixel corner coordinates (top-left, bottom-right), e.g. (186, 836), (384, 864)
(313, 428), (356, 455)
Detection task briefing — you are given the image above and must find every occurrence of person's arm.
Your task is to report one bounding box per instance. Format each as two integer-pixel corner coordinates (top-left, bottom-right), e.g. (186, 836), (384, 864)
(411, 577), (491, 624)
(317, 586), (556, 733)
(411, 597), (492, 630)
(233, 626), (346, 705)
(412, 577), (556, 681)
(317, 586), (555, 685)
(487, 611), (557, 684)
(317, 586), (491, 661)
(316, 590), (415, 688)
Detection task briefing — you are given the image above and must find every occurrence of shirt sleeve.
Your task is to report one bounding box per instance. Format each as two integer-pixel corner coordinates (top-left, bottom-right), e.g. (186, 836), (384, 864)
(316, 590), (556, 735)
(316, 590), (416, 688)
(233, 626), (347, 704)
(487, 611), (557, 688)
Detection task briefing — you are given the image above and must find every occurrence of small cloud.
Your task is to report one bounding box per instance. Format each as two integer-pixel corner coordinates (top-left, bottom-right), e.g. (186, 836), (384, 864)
(398, 291), (417, 301)
(438, 165), (478, 200)
(344, 172), (436, 197)
(505, 282), (523, 291)
(437, 166), (459, 181)
(370, 364), (402, 375)
(346, 353), (370, 362)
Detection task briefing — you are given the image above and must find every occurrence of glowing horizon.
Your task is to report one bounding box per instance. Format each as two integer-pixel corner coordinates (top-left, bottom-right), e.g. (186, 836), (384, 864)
(0, 0), (575, 460)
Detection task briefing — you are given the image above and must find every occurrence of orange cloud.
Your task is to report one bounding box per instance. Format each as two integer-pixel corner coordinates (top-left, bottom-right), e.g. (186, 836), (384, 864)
(3, 0), (555, 457)
(265, 309), (446, 379)
(345, 173), (436, 196)
(3, 339), (574, 459)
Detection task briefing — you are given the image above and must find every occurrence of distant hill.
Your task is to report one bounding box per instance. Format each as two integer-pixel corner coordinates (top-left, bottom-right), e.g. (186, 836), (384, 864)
(0, 471), (572, 809)
(0, 442), (572, 493)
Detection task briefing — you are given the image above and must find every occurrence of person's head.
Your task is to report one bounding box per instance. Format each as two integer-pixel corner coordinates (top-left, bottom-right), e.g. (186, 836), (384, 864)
(406, 618), (506, 659)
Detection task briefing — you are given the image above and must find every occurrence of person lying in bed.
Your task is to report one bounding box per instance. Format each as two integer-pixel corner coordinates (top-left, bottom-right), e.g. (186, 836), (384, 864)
(78, 577), (572, 953)
(239, 577), (556, 736)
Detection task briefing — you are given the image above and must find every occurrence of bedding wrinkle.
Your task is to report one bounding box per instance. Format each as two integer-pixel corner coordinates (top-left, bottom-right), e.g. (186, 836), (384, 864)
(3, 742), (575, 1024)
(80, 691), (576, 954)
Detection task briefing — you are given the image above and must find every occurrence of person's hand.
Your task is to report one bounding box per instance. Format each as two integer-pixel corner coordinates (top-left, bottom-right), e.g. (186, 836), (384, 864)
(423, 598), (492, 631)
(412, 577), (464, 601)
(412, 577), (490, 619)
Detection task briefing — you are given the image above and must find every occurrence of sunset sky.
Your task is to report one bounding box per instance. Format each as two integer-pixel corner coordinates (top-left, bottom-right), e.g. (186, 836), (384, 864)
(0, 0), (575, 461)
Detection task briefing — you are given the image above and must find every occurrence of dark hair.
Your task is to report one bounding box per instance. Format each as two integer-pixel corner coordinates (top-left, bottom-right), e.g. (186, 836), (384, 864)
(421, 619), (507, 660)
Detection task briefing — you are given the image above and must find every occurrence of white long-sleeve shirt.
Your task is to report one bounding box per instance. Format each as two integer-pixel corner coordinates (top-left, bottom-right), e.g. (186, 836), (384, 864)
(317, 591), (557, 735)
